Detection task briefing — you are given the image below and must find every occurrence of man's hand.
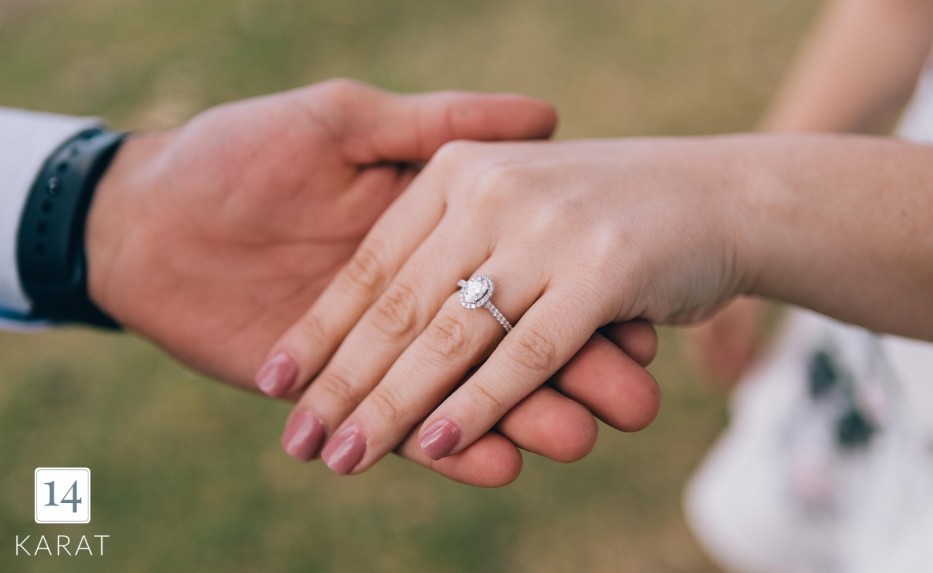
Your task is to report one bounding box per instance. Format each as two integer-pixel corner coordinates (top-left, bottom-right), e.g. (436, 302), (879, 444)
(82, 80), (660, 486)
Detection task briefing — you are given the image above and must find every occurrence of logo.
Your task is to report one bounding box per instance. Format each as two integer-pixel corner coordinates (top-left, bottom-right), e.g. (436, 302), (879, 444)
(34, 468), (91, 524)
(15, 468), (109, 557)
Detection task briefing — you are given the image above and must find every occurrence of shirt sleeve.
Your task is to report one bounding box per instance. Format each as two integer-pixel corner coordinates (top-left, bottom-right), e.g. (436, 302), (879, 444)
(0, 107), (102, 330)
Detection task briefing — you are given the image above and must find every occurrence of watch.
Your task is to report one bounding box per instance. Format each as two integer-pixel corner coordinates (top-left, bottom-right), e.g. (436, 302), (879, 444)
(16, 128), (127, 329)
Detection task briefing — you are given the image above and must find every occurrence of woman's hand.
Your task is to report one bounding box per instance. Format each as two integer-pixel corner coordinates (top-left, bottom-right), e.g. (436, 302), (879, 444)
(260, 137), (750, 474)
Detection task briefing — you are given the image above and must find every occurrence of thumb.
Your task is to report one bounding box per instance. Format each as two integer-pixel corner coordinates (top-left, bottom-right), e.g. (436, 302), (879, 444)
(327, 80), (558, 163)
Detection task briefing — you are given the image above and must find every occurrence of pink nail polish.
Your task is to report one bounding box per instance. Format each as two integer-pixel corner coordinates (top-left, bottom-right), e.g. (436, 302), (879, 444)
(322, 426), (366, 475)
(255, 352), (298, 397)
(281, 410), (325, 461)
(419, 418), (461, 460)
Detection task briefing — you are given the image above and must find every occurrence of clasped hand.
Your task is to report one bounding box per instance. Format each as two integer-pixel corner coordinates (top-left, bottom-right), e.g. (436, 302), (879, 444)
(87, 80), (663, 486)
(259, 137), (751, 476)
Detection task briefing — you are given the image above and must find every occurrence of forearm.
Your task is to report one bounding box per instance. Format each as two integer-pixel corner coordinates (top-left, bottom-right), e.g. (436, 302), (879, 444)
(762, 0), (933, 133)
(734, 133), (933, 339)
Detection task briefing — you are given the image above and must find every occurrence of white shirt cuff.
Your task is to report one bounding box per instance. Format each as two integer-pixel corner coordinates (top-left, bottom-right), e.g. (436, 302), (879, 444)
(0, 108), (102, 326)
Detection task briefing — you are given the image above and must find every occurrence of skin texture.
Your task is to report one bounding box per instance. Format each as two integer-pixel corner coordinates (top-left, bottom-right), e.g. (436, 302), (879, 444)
(687, 0), (933, 385)
(266, 130), (933, 476)
(84, 79), (660, 486)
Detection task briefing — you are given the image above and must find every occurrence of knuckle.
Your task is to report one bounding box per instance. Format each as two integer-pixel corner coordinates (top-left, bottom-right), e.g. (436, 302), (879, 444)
(369, 386), (407, 425)
(370, 282), (421, 340)
(314, 368), (359, 406)
(505, 329), (558, 374)
(423, 312), (471, 361)
(432, 140), (474, 165)
(294, 313), (328, 346)
(470, 162), (529, 210)
(316, 77), (365, 99)
(427, 140), (481, 179)
(467, 381), (508, 412)
(342, 244), (386, 294)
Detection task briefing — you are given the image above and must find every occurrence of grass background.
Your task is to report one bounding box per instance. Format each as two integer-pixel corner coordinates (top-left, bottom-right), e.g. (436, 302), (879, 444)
(0, 1), (819, 571)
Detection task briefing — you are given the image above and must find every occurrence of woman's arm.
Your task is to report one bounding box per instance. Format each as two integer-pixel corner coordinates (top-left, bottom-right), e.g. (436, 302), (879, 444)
(734, 132), (933, 340)
(689, 0), (933, 383)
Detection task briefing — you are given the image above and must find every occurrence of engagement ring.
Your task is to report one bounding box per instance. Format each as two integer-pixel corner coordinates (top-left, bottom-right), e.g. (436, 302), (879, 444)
(457, 275), (513, 333)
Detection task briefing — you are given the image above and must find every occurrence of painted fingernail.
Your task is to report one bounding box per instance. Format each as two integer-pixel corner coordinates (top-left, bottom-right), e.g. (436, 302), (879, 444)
(322, 425), (366, 475)
(419, 418), (461, 460)
(281, 410), (325, 461)
(255, 352), (298, 397)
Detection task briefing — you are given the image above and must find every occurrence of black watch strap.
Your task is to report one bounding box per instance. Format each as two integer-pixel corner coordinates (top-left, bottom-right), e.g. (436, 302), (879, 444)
(16, 128), (127, 329)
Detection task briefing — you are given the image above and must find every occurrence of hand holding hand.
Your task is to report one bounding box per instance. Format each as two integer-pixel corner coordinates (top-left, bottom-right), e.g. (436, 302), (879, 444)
(85, 79), (558, 386)
(83, 80), (661, 485)
(263, 137), (748, 474)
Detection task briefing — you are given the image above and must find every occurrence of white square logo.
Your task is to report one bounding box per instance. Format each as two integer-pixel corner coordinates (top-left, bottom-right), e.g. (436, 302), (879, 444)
(34, 468), (91, 524)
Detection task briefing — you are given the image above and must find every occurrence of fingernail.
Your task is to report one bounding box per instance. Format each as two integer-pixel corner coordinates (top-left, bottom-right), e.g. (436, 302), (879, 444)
(255, 352), (298, 397)
(281, 410), (325, 461)
(419, 418), (461, 460)
(322, 425), (366, 475)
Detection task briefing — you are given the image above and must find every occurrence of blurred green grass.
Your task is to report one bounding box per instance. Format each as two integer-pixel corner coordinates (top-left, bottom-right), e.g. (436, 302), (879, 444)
(0, 1), (818, 571)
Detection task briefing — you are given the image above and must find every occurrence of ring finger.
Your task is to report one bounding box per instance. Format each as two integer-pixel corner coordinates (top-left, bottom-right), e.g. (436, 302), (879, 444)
(317, 255), (546, 474)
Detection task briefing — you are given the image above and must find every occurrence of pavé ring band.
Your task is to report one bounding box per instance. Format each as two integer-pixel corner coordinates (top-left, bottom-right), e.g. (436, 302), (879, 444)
(457, 275), (513, 333)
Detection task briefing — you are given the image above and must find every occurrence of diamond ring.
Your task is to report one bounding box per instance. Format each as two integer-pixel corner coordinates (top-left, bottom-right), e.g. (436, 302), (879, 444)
(457, 275), (513, 333)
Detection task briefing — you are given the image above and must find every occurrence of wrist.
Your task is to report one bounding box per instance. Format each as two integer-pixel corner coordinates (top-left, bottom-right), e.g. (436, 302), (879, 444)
(85, 132), (172, 323)
(712, 134), (782, 300)
(723, 133), (847, 303)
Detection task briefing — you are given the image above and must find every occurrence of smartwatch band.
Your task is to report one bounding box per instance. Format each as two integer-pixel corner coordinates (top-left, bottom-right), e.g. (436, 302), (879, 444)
(16, 128), (127, 329)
